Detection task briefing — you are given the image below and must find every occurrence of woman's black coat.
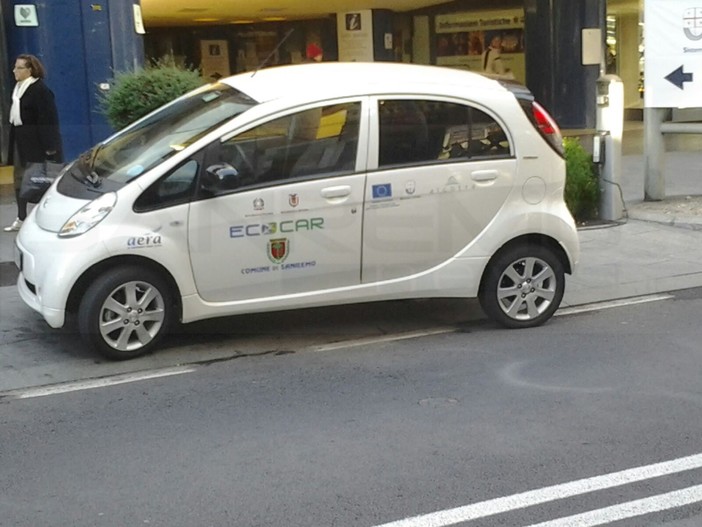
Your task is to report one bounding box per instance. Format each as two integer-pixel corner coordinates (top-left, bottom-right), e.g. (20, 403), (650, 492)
(8, 79), (63, 165)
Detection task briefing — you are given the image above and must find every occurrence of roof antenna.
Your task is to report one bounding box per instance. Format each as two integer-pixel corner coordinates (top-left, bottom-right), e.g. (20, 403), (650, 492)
(252, 28), (295, 77)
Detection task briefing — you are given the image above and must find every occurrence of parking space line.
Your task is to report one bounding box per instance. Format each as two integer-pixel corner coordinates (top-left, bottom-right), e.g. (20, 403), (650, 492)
(372, 452), (702, 527)
(314, 294), (675, 354)
(524, 484), (702, 527)
(310, 327), (457, 352)
(557, 293), (674, 317)
(0, 366), (198, 400)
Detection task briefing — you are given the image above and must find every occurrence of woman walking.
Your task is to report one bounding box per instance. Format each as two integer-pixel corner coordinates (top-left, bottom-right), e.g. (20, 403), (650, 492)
(4, 53), (63, 232)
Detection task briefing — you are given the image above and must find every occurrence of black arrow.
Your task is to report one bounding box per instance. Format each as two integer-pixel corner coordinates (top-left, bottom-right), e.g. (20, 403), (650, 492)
(665, 66), (693, 89)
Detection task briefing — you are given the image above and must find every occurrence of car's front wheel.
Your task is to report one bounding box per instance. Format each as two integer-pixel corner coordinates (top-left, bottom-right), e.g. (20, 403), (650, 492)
(78, 266), (173, 360)
(479, 244), (565, 329)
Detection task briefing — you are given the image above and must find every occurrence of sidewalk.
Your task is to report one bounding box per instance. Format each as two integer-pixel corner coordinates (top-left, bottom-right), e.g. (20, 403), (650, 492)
(1, 151), (702, 308)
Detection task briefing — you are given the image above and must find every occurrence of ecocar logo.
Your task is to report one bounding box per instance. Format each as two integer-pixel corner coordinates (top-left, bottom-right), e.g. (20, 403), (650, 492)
(683, 8), (702, 40)
(230, 218), (324, 238)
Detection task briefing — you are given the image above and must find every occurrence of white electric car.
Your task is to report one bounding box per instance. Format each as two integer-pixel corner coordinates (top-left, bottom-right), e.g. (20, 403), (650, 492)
(15, 62), (579, 360)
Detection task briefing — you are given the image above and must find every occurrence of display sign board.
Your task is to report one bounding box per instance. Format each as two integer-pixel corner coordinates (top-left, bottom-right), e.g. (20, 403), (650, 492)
(133, 4), (145, 34)
(200, 40), (231, 81)
(14, 5), (39, 27)
(644, 0), (702, 108)
(434, 9), (525, 83)
(337, 10), (374, 62)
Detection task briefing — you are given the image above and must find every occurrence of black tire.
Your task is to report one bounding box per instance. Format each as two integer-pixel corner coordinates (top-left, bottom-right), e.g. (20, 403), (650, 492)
(479, 244), (565, 329)
(78, 266), (174, 360)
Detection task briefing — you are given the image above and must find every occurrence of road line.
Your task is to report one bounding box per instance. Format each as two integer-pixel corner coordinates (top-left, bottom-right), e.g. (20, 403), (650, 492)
(0, 366), (198, 400)
(372, 452), (702, 527)
(557, 293), (674, 317)
(524, 484), (702, 527)
(311, 327), (456, 352)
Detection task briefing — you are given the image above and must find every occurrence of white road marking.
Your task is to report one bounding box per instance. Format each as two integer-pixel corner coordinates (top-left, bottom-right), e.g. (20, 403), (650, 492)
(0, 295), (677, 400)
(373, 452), (702, 527)
(525, 484), (702, 527)
(315, 294), (674, 353)
(0, 366), (197, 400)
(557, 294), (674, 317)
(311, 327), (456, 352)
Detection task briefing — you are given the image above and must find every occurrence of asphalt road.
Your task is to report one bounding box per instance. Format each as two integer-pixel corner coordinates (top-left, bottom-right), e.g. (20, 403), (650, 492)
(2, 288), (702, 526)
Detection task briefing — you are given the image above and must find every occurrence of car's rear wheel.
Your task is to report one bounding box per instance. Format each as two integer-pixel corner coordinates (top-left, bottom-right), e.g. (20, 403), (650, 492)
(78, 266), (173, 360)
(479, 244), (565, 328)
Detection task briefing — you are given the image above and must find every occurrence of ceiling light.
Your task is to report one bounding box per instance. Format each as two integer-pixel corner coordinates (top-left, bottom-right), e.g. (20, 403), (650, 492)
(193, 18), (220, 22)
(262, 17), (286, 21)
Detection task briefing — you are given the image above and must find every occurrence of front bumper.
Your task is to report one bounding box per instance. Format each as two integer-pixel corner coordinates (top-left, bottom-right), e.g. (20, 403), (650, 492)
(15, 217), (110, 330)
(17, 271), (66, 328)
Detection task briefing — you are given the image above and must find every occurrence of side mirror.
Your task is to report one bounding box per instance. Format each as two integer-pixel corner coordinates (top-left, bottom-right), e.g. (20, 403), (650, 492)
(202, 163), (240, 193)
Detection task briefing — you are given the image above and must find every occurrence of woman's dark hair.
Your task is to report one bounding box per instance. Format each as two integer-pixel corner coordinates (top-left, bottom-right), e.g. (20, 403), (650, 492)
(16, 54), (46, 79)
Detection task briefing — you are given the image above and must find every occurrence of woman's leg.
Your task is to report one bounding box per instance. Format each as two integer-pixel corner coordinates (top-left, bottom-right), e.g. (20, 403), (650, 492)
(13, 143), (27, 220)
(15, 188), (27, 221)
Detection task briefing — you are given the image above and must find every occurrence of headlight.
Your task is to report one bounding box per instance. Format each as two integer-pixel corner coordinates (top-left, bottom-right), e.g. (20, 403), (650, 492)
(59, 192), (118, 238)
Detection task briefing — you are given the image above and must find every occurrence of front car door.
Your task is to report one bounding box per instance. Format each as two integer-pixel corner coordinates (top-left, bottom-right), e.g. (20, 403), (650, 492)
(187, 99), (367, 303)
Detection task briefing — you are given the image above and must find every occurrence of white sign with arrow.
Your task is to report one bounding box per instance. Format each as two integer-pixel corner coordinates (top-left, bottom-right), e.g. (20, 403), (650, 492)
(644, 0), (702, 108)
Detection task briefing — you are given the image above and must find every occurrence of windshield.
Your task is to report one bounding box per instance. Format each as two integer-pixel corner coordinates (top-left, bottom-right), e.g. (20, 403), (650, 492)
(71, 83), (256, 190)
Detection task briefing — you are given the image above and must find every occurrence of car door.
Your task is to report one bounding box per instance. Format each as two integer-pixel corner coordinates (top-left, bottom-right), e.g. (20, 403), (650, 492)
(187, 99), (367, 303)
(362, 97), (517, 283)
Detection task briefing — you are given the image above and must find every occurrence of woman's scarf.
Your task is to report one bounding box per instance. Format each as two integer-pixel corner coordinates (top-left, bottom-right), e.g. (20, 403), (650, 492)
(9, 76), (38, 126)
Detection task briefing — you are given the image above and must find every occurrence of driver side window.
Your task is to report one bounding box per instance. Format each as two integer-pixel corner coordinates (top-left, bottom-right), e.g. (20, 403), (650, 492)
(203, 101), (361, 194)
(134, 159), (199, 212)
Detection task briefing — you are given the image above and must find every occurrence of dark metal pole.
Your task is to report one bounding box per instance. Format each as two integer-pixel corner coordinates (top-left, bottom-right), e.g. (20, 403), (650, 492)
(0, 1), (12, 165)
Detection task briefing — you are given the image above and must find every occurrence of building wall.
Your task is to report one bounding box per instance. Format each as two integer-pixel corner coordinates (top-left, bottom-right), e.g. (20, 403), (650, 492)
(618, 12), (641, 109)
(0, 0), (644, 159)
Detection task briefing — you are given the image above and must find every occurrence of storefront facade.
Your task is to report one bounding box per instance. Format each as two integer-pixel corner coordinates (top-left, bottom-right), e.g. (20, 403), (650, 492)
(1, 0), (642, 159)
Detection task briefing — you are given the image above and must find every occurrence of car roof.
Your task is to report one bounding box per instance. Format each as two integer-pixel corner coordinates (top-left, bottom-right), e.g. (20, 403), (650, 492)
(222, 62), (505, 103)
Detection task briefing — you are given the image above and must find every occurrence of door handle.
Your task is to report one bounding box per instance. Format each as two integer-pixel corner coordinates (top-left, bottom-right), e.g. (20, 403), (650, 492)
(471, 170), (499, 182)
(321, 185), (351, 199)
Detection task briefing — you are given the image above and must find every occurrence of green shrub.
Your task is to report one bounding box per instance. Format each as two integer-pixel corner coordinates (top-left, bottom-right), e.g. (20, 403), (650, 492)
(564, 137), (599, 221)
(101, 61), (204, 130)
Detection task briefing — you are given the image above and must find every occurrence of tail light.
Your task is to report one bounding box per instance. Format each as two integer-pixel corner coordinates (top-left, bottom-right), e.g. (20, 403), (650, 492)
(529, 101), (564, 157)
(496, 79), (565, 157)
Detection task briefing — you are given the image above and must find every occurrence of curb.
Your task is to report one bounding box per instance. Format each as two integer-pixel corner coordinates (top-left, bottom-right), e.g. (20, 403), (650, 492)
(626, 196), (702, 231)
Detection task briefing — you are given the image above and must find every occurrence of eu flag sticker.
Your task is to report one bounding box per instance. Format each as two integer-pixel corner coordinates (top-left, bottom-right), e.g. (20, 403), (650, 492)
(372, 183), (392, 199)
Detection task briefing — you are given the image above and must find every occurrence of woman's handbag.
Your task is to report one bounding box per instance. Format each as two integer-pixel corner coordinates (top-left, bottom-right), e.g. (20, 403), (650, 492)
(19, 161), (65, 203)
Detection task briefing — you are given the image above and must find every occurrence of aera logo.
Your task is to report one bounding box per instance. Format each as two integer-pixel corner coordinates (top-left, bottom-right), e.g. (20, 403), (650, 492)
(683, 8), (702, 40)
(127, 233), (162, 249)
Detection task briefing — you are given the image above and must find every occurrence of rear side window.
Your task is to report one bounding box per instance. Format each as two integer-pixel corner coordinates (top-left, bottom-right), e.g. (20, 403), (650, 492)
(378, 99), (511, 168)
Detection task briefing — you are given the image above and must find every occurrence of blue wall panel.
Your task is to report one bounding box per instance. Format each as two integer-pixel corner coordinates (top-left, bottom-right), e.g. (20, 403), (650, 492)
(80, 0), (114, 148)
(2, 0), (143, 160)
(108, 0), (144, 71)
(3, 0), (92, 160)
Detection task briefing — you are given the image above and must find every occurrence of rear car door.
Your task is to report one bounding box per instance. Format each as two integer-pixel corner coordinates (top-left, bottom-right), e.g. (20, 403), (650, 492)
(362, 97), (517, 283)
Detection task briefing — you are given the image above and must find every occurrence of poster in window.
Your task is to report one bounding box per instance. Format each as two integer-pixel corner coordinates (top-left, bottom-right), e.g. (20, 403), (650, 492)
(435, 9), (525, 83)
(338, 10), (374, 62)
